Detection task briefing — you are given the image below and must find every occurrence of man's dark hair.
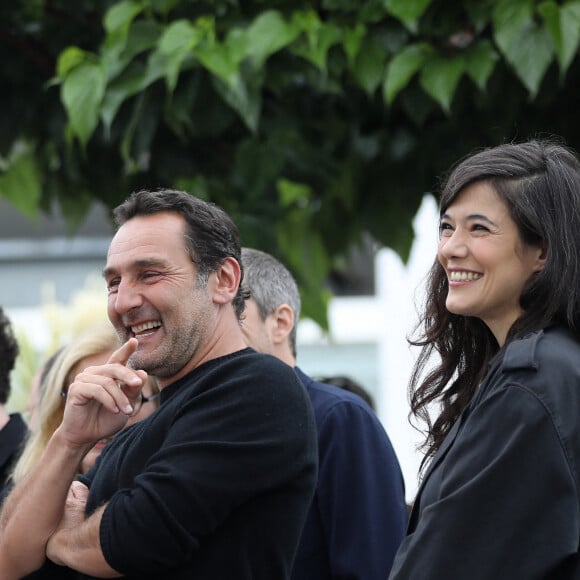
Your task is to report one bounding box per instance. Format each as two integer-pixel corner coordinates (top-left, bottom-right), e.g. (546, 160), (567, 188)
(113, 189), (249, 319)
(0, 307), (19, 405)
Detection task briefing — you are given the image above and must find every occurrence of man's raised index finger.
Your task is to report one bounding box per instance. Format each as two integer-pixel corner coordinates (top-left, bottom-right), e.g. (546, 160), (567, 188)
(107, 337), (138, 366)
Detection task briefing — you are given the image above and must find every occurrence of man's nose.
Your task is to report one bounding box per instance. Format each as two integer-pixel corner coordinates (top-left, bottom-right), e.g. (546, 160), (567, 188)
(111, 281), (143, 313)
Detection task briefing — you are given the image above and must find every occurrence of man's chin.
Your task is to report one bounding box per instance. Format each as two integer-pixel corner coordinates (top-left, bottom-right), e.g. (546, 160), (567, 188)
(129, 352), (158, 374)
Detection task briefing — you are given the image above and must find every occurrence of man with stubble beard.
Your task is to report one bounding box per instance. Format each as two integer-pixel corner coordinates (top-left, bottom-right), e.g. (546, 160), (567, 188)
(0, 189), (317, 580)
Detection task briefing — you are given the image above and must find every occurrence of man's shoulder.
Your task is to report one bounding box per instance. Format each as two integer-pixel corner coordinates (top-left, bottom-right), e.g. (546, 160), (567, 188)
(192, 348), (305, 394)
(228, 348), (302, 380)
(194, 347), (296, 375)
(295, 369), (375, 418)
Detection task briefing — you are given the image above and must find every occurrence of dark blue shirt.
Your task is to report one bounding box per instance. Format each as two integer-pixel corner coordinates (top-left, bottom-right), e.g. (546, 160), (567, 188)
(293, 367), (407, 580)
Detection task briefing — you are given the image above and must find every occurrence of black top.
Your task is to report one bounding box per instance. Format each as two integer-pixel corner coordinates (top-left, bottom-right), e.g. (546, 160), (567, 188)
(0, 413), (28, 498)
(30, 348), (318, 579)
(390, 327), (580, 579)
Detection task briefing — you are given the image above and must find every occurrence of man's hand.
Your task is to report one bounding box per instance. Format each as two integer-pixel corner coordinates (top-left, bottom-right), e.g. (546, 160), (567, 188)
(60, 338), (148, 447)
(47, 481), (89, 565)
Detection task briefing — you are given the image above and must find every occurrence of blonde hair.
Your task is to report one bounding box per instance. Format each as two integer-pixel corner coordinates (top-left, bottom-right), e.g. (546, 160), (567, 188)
(11, 323), (121, 483)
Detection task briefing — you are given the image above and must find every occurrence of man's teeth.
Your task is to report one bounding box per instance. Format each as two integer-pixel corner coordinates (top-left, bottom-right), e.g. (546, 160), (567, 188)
(131, 321), (161, 333)
(450, 271), (482, 281)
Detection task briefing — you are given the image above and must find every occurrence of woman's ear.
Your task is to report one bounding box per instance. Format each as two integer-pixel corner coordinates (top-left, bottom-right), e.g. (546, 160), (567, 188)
(212, 257), (241, 305)
(534, 242), (547, 273)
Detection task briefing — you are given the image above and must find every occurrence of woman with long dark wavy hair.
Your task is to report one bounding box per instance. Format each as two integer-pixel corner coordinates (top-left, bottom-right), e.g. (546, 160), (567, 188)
(390, 138), (580, 579)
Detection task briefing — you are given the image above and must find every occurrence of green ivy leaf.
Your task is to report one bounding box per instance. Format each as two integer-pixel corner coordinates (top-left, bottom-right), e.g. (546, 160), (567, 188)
(159, 19), (201, 54)
(0, 144), (41, 219)
(245, 10), (302, 68)
(353, 34), (388, 96)
(300, 279), (332, 331)
(195, 41), (238, 86)
(56, 47), (88, 79)
(495, 17), (554, 97)
(419, 54), (465, 113)
(158, 20), (203, 92)
(291, 12), (342, 72)
(212, 63), (262, 133)
(104, 0), (143, 35)
(103, 20), (161, 82)
(277, 209), (331, 329)
(383, 43), (433, 104)
(100, 62), (147, 135)
(464, 40), (499, 90)
(61, 61), (106, 147)
(538, 0), (580, 79)
(560, 0), (580, 67)
(101, 0), (144, 78)
(493, 0), (534, 37)
(385, 0), (432, 33)
(142, 47), (174, 88)
(277, 178), (312, 207)
(342, 23), (366, 67)
(224, 28), (250, 69)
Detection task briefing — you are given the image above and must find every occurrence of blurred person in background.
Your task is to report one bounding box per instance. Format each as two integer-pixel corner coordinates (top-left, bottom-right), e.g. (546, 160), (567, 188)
(241, 247), (408, 580)
(317, 374), (376, 411)
(0, 306), (28, 498)
(10, 323), (160, 486)
(25, 347), (63, 434)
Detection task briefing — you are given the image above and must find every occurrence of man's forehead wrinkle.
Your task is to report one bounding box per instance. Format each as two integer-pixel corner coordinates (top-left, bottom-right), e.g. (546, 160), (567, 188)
(110, 227), (186, 257)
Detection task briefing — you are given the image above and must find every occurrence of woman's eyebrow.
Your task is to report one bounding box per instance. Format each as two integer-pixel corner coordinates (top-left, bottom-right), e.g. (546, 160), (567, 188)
(441, 212), (497, 227)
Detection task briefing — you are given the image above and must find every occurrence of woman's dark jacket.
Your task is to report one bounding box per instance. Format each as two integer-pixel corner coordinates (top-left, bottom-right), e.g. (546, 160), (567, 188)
(390, 326), (580, 579)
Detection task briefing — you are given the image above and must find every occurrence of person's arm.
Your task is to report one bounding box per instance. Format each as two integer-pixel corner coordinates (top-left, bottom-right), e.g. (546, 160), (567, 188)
(0, 430), (90, 579)
(47, 499), (120, 577)
(0, 339), (145, 578)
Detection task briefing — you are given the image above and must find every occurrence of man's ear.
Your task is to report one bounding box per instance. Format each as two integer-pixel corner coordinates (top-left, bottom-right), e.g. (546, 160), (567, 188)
(212, 257), (241, 305)
(271, 304), (294, 346)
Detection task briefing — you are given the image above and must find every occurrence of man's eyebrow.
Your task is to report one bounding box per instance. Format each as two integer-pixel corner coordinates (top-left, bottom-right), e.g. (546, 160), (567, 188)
(102, 258), (169, 279)
(102, 266), (116, 279)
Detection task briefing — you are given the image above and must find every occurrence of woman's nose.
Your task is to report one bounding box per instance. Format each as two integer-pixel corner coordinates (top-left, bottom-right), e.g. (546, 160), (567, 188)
(439, 229), (469, 259)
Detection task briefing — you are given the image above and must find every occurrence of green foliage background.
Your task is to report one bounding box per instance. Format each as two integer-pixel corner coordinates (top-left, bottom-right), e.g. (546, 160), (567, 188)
(2, 0), (580, 326)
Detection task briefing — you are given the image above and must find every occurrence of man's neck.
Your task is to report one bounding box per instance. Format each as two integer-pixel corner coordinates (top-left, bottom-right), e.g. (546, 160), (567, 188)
(272, 346), (296, 368)
(158, 317), (249, 389)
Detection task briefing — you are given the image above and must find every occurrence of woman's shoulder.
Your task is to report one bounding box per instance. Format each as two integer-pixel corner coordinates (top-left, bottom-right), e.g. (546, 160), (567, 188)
(495, 326), (580, 416)
(502, 326), (580, 374)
